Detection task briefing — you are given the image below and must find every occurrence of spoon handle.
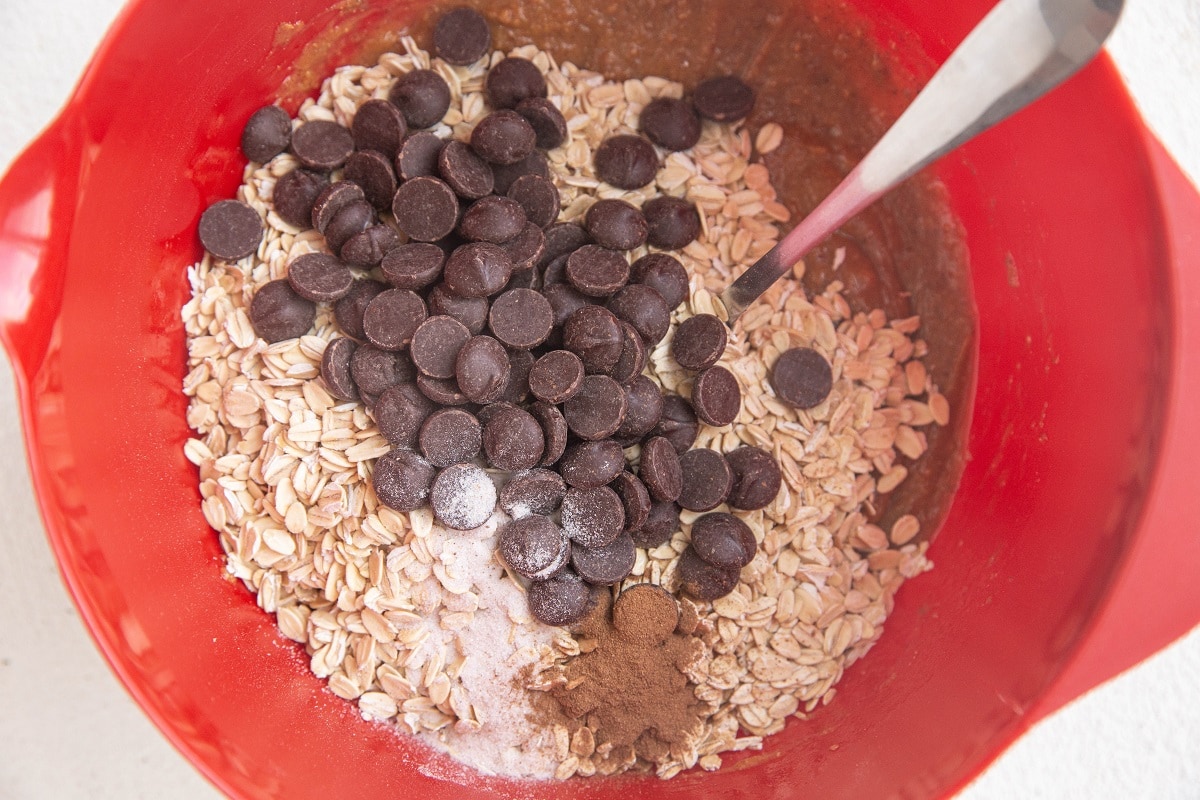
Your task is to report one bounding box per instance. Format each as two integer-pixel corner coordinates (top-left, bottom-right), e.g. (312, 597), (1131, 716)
(720, 0), (1124, 322)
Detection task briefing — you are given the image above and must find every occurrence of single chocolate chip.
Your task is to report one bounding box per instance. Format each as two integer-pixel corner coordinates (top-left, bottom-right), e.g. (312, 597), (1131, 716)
(543, 283), (591, 330)
(430, 463), (497, 530)
(571, 534), (635, 586)
(692, 365), (741, 427)
(677, 448), (734, 511)
(351, 345), (413, 396)
(487, 288), (553, 349)
(561, 486), (624, 548)
(273, 169), (329, 229)
(500, 223), (546, 272)
(395, 131), (445, 180)
(416, 373), (470, 406)
(515, 97), (568, 149)
(483, 405), (545, 470)
(287, 252), (354, 302)
(650, 394), (699, 454)
(199, 200), (263, 261)
(691, 512), (756, 569)
(639, 97), (701, 151)
(471, 109), (537, 166)
(771, 347), (834, 409)
(428, 283), (490, 334)
(631, 500), (679, 548)
(678, 545), (740, 601)
(249, 279), (315, 343)
(639, 436), (682, 502)
(241, 105), (292, 163)
(341, 225), (401, 267)
(530, 401), (568, 467)
(501, 348), (535, 404)
(381, 243), (444, 290)
(334, 278), (387, 340)
(433, 6), (491, 65)
(456, 335), (510, 404)
(608, 321), (647, 385)
(528, 569), (596, 626)
(409, 315), (471, 379)
(566, 245), (630, 297)
(344, 149), (398, 210)
(563, 375), (627, 441)
(485, 57), (548, 109)
(610, 471), (651, 532)
(615, 376), (663, 443)
(500, 469), (567, 518)
(419, 408), (483, 467)
(459, 196), (526, 244)
(438, 140), (495, 199)
(693, 75), (756, 122)
(311, 181), (366, 233)
(392, 176), (459, 242)
(291, 120), (355, 171)
(594, 134), (658, 190)
(352, 99), (408, 159)
(528, 350), (584, 404)
(444, 242), (513, 298)
(491, 150), (551, 194)
(673, 313), (728, 371)
(584, 199), (648, 251)
(725, 445), (782, 511)
(324, 200), (376, 255)
(643, 195), (701, 249)
(320, 338), (359, 401)
(540, 253), (571, 288)
(562, 305), (623, 374)
(499, 515), (570, 581)
(362, 288), (427, 351)
(373, 450), (436, 512)
(607, 284), (670, 345)
(539, 222), (590, 269)
(507, 175), (559, 229)
(631, 252), (689, 309)
(389, 69), (452, 129)
(559, 439), (625, 489)
(373, 385), (432, 449)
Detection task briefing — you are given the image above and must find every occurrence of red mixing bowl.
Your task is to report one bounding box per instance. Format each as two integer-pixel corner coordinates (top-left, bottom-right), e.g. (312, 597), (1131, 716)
(1, 0), (1198, 798)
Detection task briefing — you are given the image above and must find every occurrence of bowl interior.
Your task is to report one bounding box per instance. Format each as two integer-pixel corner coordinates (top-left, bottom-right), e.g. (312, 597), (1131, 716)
(24, 0), (1171, 798)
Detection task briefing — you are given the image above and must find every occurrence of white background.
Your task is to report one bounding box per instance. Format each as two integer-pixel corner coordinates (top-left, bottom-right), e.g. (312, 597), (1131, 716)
(0, 1), (1197, 798)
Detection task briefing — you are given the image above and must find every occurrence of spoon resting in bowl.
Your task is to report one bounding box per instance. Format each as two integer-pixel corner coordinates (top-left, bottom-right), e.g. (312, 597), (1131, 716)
(720, 0), (1125, 322)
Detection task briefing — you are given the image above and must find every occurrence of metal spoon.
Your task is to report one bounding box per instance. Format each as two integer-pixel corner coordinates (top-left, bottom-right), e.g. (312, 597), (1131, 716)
(720, 0), (1124, 322)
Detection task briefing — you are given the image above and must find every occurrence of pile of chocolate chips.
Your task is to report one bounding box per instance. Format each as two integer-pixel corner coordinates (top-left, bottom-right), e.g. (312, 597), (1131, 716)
(196, 7), (808, 624)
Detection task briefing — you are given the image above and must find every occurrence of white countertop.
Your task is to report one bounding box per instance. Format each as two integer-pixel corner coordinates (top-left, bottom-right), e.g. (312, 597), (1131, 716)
(1, 1), (1197, 797)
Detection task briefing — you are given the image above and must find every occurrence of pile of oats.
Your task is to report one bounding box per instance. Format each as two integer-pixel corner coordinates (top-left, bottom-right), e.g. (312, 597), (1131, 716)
(182, 35), (947, 782)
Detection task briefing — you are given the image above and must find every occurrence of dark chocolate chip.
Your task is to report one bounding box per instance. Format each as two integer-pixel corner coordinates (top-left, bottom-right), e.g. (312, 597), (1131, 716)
(630, 252), (689, 309)
(650, 394), (699, 454)
(562, 305), (623, 374)
(594, 134), (658, 190)
(692, 365), (741, 427)
(693, 75), (756, 122)
(677, 448), (734, 512)
(381, 242), (444, 290)
(471, 109), (537, 165)
(456, 335), (511, 404)
(725, 446), (782, 511)
(395, 131), (445, 180)
(516, 97), (568, 150)
(419, 408), (483, 467)
(673, 313), (728, 371)
(501, 348), (535, 404)
(388, 69), (452, 129)
(530, 401), (568, 467)
(484, 57), (548, 110)
(241, 105), (292, 163)
(678, 545), (740, 600)
(334, 278), (387, 340)
(341, 224), (400, 267)
(416, 373), (470, 406)
(691, 512), (756, 569)
(430, 463), (497, 530)
(344, 149), (398, 210)
(392, 176), (459, 242)
(199, 200), (263, 261)
(491, 150), (550, 195)
(482, 405), (545, 470)
(500, 223), (546, 272)
(291, 120), (355, 171)
(543, 283), (592, 330)
(433, 6), (492, 65)
(539, 222), (590, 269)
(249, 279), (315, 343)
(643, 195), (701, 249)
(500, 469), (567, 518)
(273, 169), (329, 229)
(287, 252), (353, 302)
(584, 199), (647, 251)
(528, 350), (584, 404)
(563, 374), (627, 441)
(373, 383), (435, 448)
(607, 284), (669, 345)
(351, 345), (413, 396)
(438, 140), (495, 199)
(639, 436), (682, 502)
(320, 337), (359, 401)
(560, 486), (624, 548)
(499, 515), (570, 581)
(459, 196), (526, 244)
(615, 375), (663, 443)
(631, 500), (679, 548)
(311, 181), (366, 233)
(410, 314), (471, 379)
(324, 200), (376, 255)
(638, 97), (701, 151)
(507, 175), (560, 229)
(771, 347), (834, 409)
(559, 439), (625, 489)
(373, 450), (436, 512)
(609, 321), (647, 385)
(362, 288), (427, 351)
(488, 288), (553, 349)
(571, 534), (635, 586)
(528, 569), (596, 626)
(610, 471), (651, 532)
(351, 99), (408, 159)
(428, 283), (490, 334)
(566, 245), (630, 297)
(539, 253), (571, 288)
(443, 242), (513, 298)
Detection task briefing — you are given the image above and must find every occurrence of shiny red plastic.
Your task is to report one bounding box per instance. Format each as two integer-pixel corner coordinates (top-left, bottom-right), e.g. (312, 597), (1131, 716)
(0, 1), (1197, 799)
